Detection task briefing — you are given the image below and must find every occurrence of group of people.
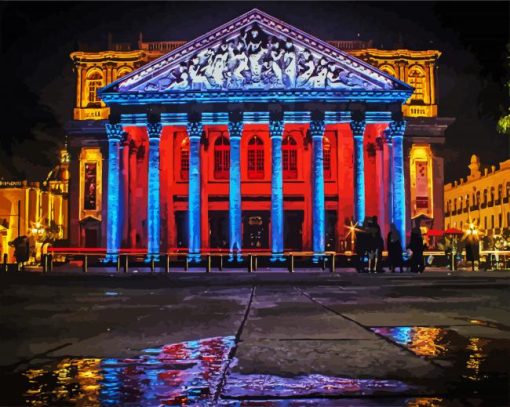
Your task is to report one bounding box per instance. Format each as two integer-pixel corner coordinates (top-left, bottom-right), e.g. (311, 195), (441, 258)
(354, 216), (425, 273)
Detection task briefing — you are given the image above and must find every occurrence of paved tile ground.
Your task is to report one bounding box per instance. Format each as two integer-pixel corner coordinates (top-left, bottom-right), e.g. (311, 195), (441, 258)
(0, 269), (509, 406)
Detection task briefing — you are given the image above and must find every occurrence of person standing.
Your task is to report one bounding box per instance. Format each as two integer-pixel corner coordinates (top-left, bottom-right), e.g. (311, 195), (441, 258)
(387, 223), (403, 273)
(408, 227), (425, 273)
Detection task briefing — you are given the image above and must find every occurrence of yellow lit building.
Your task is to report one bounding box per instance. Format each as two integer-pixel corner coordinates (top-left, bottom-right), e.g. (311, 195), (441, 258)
(444, 155), (510, 236)
(0, 149), (70, 262)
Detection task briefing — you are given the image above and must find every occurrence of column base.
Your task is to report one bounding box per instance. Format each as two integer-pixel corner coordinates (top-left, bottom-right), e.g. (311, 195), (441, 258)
(188, 253), (202, 263)
(103, 253), (119, 263)
(144, 254), (160, 262)
(228, 253), (243, 262)
(270, 253), (286, 262)
(312, 253), (325, 264)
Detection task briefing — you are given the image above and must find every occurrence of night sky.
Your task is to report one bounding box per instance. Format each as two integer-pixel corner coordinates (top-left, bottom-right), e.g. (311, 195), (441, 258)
(1, 1), (508, 182)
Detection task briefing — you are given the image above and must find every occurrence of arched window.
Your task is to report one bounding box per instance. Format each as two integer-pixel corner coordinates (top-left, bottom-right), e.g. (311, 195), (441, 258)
(476, 191), (480, 206)
(490, 187), (495, 204)
(282, 135), (298, 179)
(483, 189), (488, 205)
(214, 136), (230, 180)
(408, 66), (426, 102)
(506, 182), (510, 198)
(86, 71), (104, 105)
(116, 67), (132, 79)
(180, 138), (189, 180)
(465, 195), (470, 211)
(498, 184), (503, 202)
(247, 136), (264, 179)
(446, 201), (451, 213)
(323, 136), (332, 179)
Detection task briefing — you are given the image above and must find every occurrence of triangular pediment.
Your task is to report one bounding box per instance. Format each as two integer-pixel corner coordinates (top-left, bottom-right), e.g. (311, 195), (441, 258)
(101, 9), (411, 97)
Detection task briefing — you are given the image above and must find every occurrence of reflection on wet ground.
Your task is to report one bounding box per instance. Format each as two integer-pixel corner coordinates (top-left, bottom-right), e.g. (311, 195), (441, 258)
(371, 326), (510, 404)
(5, 336), (235, 406)
(2, 330), (509, 405)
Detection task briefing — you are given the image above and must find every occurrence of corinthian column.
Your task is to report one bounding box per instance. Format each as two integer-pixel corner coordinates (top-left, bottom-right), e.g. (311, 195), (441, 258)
(310, 116), (326, 261)
(389, 120), (407, 246)
(187, 116), (203, 262)
(269, 115), (284, 261)
(350, 118), (366, 224)
(228, 112), (243, 261)
(146, 122), (163, 261)
(105, 123), (124, 261)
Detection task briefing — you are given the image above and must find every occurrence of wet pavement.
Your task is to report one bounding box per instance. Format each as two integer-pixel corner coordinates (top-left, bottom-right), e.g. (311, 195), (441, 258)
(0, 271), (509, 405)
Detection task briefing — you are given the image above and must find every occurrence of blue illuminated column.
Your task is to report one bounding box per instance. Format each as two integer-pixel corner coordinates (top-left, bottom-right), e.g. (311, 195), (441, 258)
(228, 116), (243, 261)
(350, 119), (366, 224)
(270, 119), (284, 261)
(146, 122), (163, 261)
(187, 119), (203, 262)
(310, 118), (326, 260)
(389, 120), (407, 246)
(105, 123), (124, 262)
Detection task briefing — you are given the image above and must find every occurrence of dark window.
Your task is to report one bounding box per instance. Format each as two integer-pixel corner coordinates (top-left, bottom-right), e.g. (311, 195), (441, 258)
(180, 138), (189, 180)
(282, 135), (298, 179)
(323, 137), (332, 179)
(247, 136), (264, 180)
(214, 136), (230, 179)
(87, 72), (103, 104)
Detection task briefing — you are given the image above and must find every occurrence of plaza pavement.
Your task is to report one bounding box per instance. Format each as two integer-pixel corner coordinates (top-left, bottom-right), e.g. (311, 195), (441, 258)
(0, 269), (509, 406)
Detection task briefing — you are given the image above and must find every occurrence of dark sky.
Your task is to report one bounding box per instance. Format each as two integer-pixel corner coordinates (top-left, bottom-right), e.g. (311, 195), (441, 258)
(0, 1), (508, 182)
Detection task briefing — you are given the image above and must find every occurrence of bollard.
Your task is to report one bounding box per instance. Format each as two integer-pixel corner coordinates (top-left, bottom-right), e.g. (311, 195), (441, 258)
(150, 258), (155, 273)
(206, 255), (211, 273)
(218, 254), (223, 271)
(3, 253), (8, 272)
(288, 254), (295, 273)
(329, 253), (336, 273)
(48, 254), (53, 272)
(82, 255), (88, 273)
(248, 254), (253, 273)
(184, 256), (189, 271)
(321, 255), (326, 271)
(165, 255), (170, 274)
(123, 255), (129, 273)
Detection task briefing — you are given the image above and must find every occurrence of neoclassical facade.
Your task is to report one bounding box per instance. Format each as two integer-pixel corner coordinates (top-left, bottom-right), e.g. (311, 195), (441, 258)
(67, 9), (452, 260)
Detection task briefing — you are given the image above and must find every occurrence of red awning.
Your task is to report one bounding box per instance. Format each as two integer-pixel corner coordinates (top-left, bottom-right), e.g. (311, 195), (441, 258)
(426, 229), (444, 237)
(444, 228), (464, 235)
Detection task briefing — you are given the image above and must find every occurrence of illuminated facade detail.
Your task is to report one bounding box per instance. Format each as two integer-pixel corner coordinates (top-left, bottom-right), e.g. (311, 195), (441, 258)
(389, 120), (407, 245)
(187, 119), (203, 261)
(444, 156), (510, 237)
(146, 122), (163, 260)
(67, 9), (453, 255)
(79, 148), (103, 222)
(310, 118), (326, 259)
(350, 118), (366, 223)
(228, 116), (244, 259)
(409, 145), (434, 219)
(269, 118), (285, 260)
(105, 123), (124, 261)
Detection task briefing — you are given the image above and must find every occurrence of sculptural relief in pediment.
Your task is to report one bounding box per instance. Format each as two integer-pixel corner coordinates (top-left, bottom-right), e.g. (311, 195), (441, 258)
(141, 23), (383, 93)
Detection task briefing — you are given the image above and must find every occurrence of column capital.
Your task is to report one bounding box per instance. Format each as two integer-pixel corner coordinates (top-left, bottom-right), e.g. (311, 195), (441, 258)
(105, 123), (125, 141)
(146, 122), (163, 140)
(228, 119), (244, 138)
(388, 120), (407, 138)
(269, 120), (284, 139)
(350, 119), (366, 138)
(187, 120), (203, 139)
(309, 119), (325, 139)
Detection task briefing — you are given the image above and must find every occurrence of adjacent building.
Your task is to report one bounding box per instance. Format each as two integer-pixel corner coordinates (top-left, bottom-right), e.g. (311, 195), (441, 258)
(444, 155), (510, 237)
(67, 9), (452, 259)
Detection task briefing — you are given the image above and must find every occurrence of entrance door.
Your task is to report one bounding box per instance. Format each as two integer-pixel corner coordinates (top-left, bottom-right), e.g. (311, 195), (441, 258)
(209, 211), (229, 249)
(242, 211), (269, 250)
(284, 210), (303, 250)
(325, 210), (337, 251)
(175, 211), (188, 249)
(84, 229), (98, 248)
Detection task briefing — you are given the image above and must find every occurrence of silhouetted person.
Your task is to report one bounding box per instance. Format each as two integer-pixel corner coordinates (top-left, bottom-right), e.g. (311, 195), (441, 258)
(355, 219), (369, 273)
(372, 216), (385, 273)
(407, 227), (425, 273)
(387, 223), (403, 273)
(9, 236), (29, 271)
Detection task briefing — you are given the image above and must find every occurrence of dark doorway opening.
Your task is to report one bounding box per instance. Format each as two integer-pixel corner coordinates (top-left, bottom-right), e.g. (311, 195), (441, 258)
(284, 210), (303, 250)
(325, 210), (337, 251)
(242, 210), (269, 250)
(209, 210), (229, 249)
(175, 211), (188, 249)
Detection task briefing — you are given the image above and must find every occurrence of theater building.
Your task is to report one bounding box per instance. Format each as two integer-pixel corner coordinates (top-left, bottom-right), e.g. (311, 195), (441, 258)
(67, 9), (452, 260)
